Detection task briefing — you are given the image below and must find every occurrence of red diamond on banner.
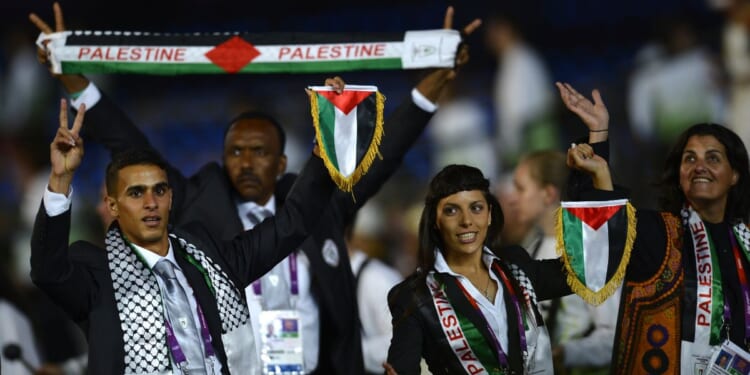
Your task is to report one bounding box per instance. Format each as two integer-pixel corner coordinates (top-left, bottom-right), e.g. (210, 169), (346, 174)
(205, 36), (260, 74)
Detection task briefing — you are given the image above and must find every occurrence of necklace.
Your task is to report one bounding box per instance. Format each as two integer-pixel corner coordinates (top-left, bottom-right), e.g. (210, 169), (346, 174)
(483, 272), (493, 299)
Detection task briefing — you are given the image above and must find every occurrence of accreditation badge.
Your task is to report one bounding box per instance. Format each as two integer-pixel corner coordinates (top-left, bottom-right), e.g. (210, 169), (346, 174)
(259, 310), (304, 375)
(706, 340), (750, 375)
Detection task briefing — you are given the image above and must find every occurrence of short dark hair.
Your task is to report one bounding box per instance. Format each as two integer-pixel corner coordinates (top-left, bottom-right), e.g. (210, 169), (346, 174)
(223, 110), (286, 153)
(105, 148), (169, 196)
(417, 164), (504, 272)
(657, 123), (750, 222)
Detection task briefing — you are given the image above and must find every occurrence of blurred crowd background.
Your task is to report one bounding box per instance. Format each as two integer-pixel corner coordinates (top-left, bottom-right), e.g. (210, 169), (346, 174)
(1, 0), (746, 367)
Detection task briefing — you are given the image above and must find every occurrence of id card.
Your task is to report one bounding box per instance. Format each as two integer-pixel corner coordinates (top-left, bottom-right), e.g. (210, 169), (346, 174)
(706, 340), (750, 375)
(259, 310), (304, 375)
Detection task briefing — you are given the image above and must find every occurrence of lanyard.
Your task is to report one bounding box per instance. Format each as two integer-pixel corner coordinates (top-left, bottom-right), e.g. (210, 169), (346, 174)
(164, 303), (216, 371)
(729, 228), (750, 344)
(251, 252), (299, 296)
(453, 263), (527, 370)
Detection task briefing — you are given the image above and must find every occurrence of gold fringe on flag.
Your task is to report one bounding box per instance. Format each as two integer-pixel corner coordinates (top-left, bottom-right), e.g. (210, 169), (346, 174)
(554, 202), (636, 306)
(308, 90), (385, 193)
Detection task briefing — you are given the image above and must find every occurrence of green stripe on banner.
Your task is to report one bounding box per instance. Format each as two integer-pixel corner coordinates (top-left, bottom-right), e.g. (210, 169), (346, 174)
(562, 209), (586, 284)
(61, 58), (404, 75)
(316, 94), (339, 169)
(456, 314), (504, 375)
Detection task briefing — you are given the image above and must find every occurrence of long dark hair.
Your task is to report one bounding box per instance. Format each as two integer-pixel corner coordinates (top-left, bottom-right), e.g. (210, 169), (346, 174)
(417, 165), (504, 272)
(657, 123), (750, 222)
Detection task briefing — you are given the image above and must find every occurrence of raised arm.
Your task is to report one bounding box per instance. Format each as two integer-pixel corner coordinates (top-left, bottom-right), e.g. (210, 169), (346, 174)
(48, 99), (85, 194)
(556, 82), (609, 144)
(332, 6), (482, 220)
(30, 99), (94, 320)
(29, 2), (89, 94)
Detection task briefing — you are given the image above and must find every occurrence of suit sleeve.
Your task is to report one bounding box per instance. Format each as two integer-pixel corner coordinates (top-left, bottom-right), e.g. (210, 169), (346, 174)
(386, 283), (424, 375)
(498, 246), (573, 301)
(215, 154), (337, 287)
(29, 203), (95, 321)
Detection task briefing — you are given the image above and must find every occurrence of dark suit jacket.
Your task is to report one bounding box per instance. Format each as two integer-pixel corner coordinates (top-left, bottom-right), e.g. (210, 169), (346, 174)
(30, 156), (334, 374)
(386, 246), (572, 375)
(79, 89), (434, 374)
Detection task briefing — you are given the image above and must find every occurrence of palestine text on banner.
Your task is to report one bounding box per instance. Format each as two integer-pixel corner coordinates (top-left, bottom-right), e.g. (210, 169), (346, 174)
(37, 29), (461, 75)
(308, 85), (384, 193)
(555, 199), (636, 305)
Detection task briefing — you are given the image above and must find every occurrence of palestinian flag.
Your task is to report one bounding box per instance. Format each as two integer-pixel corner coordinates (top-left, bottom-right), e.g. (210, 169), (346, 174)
(308, 84), (384, 192)
(555, 199), (635, 305)
(36, 29), (461, 75)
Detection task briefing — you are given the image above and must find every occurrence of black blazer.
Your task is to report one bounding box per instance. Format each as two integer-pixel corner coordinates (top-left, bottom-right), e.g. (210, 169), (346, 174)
(79, 89), (434, 374)
(30, 156), (334, 374)
(386, 246), (572, 375)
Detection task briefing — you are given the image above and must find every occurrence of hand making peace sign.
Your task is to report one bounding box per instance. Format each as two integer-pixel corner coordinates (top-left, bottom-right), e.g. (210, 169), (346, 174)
(50, 99), (86, 177)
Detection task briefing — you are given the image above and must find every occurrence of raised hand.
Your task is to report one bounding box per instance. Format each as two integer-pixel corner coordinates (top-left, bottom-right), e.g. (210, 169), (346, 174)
(50, 98), (85, 179)
(29, 2), (65, 74)
(323, 76), (345, 94)
(567, 143), (612, 191)
(556, 82), (609, 143)
(415, 7), (481, 102)
(444, 6), (482, 71)
(29, 2), (89, 92)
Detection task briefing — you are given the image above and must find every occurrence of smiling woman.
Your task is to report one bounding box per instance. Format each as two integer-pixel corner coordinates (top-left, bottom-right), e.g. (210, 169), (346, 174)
(385, 164), (574, 375)
(560, 79), (750, 375)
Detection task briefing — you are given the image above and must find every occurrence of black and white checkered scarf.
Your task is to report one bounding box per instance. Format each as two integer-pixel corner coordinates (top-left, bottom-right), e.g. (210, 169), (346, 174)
(105, 223), (249, 373)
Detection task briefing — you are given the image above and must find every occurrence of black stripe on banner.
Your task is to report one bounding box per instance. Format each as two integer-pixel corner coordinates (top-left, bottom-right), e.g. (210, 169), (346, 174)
(606, 206), (628, 281)
(354, 93), (377, 165)
(66, 31), (407, 47)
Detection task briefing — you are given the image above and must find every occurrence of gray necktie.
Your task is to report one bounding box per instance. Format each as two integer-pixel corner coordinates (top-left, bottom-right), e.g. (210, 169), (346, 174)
(153, 259), (207, 373)
(247, 206), (272, 229)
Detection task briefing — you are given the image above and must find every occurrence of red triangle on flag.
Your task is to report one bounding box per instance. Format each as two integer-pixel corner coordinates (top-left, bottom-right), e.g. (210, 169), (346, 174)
(317, 90), (373, 115)
(566, 205), (623, 230)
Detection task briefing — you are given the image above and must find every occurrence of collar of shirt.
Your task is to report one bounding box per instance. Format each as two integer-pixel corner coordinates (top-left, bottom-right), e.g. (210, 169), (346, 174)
(433, 247), (498, 275)
(130, 240), (177, 270)
(237, 196), (276, 229)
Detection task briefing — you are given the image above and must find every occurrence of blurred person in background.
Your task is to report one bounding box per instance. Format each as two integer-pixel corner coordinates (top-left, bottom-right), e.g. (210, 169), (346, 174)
(485, 5), (559, 174)
(721, 0), (750, 150)
(345, 205), (403, 375)
(627, 12), (726, 174)
(426, 79), (496, 178)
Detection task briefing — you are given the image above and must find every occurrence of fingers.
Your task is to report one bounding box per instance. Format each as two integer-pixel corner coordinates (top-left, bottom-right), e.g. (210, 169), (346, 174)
(455, 44), (470, 66)
(569, 143), (594, 162)
(71, 103), (86, 136)
(462, 18), (482, 36)
(592, 89), (605, 108)
(53, 2), (65, 32)
(59, 98), (68, 129)
(323, 76), (345, 94)
(443, 6), (454, 30)
(29, 13), (53, 34)
(58, 99), (83, 146)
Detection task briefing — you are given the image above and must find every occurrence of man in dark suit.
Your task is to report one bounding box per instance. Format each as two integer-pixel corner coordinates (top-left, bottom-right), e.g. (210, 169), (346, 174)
(32, 100), (335, 374)
(31, 5), (481, 373)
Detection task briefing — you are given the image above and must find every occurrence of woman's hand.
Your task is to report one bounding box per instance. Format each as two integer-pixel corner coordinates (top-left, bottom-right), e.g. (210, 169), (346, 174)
(556, 82), (609, 143)
(567, 143), (613, 191)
